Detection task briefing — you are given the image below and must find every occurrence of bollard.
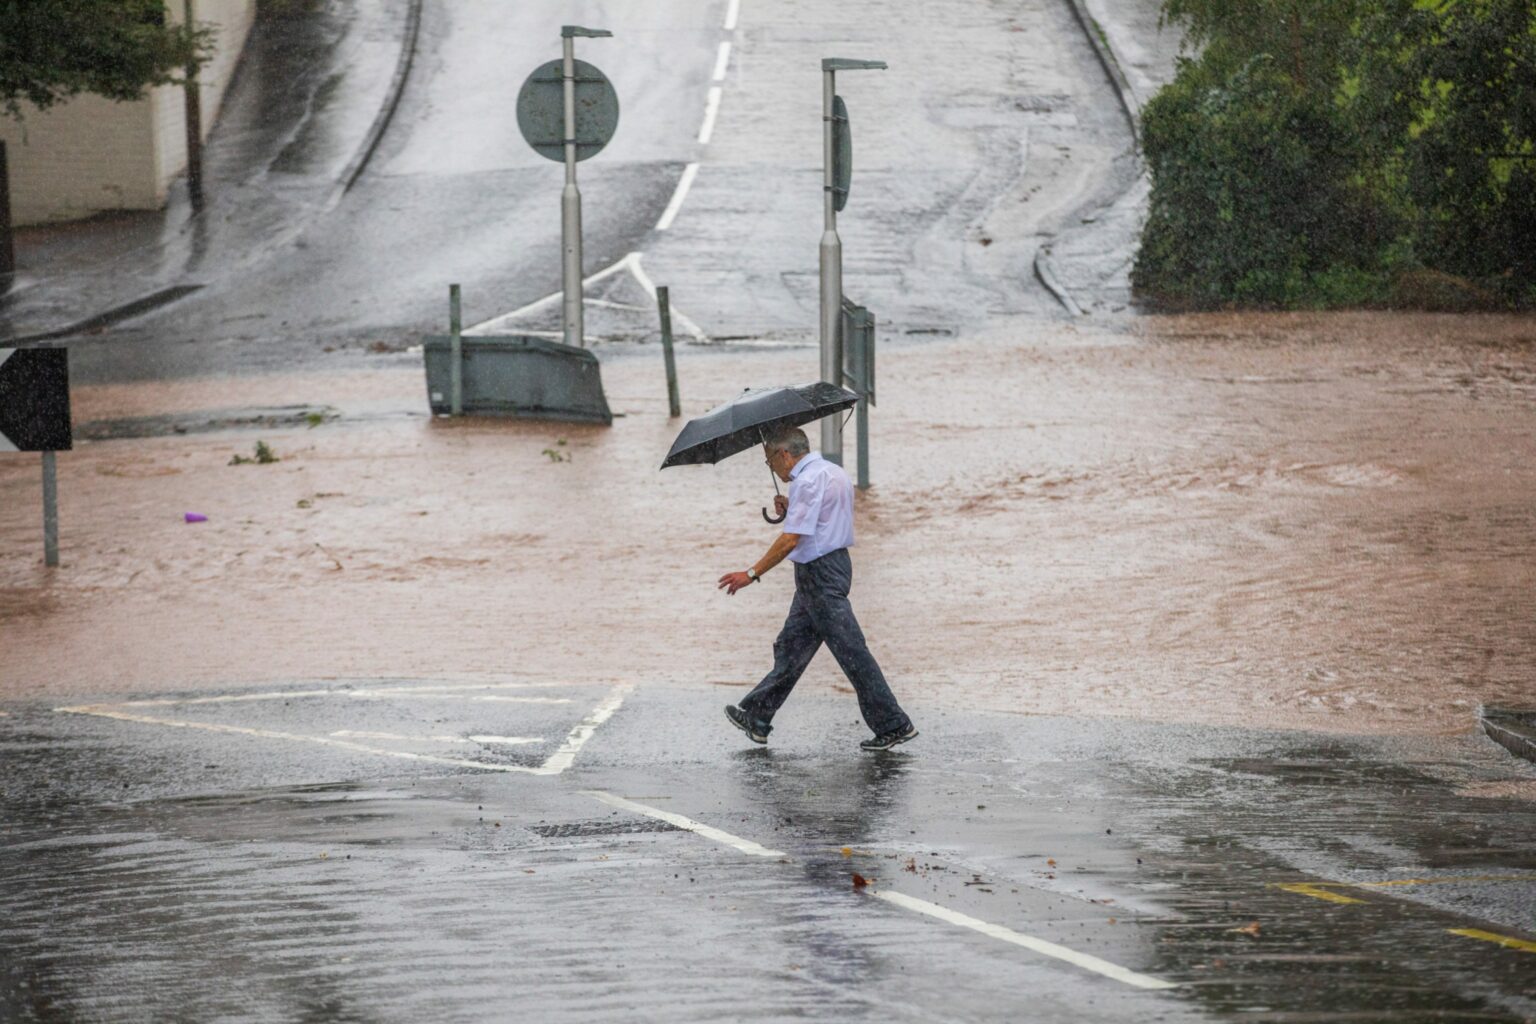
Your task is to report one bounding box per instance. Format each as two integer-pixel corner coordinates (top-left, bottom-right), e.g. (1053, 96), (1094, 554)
(0, 141), (14, 292)
(657, 286), (681, 418)
(41, 451), (58, 567)
(449, 284), (463, 415)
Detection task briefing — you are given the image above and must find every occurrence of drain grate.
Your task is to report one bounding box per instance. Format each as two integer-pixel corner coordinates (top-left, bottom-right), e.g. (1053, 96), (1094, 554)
(526, 818), (682, 839)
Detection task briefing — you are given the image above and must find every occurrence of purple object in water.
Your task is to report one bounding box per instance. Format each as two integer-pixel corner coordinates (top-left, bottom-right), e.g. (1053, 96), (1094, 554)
(184, 512), (208, 523)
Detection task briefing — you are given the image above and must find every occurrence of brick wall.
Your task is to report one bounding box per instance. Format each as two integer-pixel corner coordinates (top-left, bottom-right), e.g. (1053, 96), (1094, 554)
(0, 0), (256, 226)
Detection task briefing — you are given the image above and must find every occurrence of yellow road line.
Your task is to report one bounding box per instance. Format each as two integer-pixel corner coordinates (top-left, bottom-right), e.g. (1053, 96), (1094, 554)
(1448, 929), (1536, 954)
(1352, 874), (1535, 889)
(1274, 883), (1366, 905)
(1274, 874), (1535, 904)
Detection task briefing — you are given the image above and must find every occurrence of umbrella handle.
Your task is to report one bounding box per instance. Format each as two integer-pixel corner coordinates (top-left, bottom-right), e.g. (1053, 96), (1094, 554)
(761, 507), (786, 524)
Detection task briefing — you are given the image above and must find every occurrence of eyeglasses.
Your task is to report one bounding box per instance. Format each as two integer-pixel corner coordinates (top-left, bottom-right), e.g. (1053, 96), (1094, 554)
(764, 450), (782, 466)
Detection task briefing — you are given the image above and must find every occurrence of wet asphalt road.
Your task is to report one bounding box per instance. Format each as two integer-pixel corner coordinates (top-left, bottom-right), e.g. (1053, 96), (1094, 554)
(2, 0), (1135, 382)
(2, 681), (1533, 1022)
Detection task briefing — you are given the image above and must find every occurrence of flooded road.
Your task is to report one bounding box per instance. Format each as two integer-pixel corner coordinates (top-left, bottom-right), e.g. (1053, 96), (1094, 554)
(4, 312), (1532, 737)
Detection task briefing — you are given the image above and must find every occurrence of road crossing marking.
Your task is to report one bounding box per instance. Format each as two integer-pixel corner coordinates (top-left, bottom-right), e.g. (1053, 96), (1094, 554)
(581, 791), (1177, 989)
(712, 41), (732, 82)
(724, 0), (740, 31)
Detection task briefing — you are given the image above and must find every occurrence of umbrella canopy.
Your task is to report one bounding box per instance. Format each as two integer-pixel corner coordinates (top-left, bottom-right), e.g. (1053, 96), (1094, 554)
(660, 381), (859, 469)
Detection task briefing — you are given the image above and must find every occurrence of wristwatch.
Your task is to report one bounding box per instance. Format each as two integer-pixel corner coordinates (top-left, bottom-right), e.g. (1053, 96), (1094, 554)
(746, 568), (760, 583)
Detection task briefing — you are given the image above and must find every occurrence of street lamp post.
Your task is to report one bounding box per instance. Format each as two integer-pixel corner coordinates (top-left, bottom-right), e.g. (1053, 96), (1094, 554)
(818, 58), (885, 465)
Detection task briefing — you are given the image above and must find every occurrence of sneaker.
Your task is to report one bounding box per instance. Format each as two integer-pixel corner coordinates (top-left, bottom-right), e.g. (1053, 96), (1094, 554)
(725, 705), (770, 744)
(860, 722), (918, 751)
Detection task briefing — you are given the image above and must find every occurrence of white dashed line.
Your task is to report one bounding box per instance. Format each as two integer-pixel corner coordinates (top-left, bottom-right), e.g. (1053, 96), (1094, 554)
(582, 790), (787, 858)
(655, 162), (700, 231)
(724, 0), (740, 31)
(873, 890), (1178, 990)
(712, 41), (732, 81)
(698, 86), (723, 144)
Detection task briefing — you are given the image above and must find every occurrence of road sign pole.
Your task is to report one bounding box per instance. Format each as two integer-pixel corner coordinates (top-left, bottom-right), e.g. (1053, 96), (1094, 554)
(819, 67), (843, 465)
(41, 451), (58, 568)
(448, 283), (463, 415)
(561, 33), (584, 349)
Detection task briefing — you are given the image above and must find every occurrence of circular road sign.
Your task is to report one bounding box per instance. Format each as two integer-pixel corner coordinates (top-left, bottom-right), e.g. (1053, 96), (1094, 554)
(516, 58), (620, 163)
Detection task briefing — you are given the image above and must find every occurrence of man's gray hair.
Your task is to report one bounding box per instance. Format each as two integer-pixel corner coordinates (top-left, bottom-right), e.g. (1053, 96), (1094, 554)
(765, 426), (810, 457)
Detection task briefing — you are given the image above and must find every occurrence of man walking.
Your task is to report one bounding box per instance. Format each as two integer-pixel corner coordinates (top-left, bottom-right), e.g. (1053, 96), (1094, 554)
(717, 427), (918, 751)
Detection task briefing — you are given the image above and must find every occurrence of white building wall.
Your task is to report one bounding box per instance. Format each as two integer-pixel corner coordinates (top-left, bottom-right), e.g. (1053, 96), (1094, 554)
(0, 0), (256, 226)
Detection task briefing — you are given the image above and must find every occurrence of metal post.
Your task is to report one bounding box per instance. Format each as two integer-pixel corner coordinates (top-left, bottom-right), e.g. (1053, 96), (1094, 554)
(183, 0), (204, 211)
(849, 313), (870, 489)
(560, 34), (584, 348)
(818, 67), (843, 465)
(41, 451), (58, 568)
(657, 286), (681, 418)
(449, 283), (463, 415)
(0, 141), (14, 293)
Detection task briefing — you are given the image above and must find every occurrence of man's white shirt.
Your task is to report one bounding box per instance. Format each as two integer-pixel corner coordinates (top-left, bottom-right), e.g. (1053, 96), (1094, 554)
(781, 451), (855, 563)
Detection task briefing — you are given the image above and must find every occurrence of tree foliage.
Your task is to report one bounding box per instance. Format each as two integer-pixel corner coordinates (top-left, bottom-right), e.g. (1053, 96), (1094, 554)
(0, 0), (211, 118)
(1136, 0), (1536, 309)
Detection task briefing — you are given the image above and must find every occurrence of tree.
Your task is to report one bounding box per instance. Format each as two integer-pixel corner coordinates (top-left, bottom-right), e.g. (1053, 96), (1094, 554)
(0, 0), (211, 118)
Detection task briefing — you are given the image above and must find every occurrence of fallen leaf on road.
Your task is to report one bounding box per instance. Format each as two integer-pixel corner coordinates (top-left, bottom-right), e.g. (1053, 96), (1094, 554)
(904, 858), (917, 872)
(841, 847), (852, 857)
(1047, 858), (1057, 867)
(1228, 921), (1261, 937)
(852, 873), (870, 889)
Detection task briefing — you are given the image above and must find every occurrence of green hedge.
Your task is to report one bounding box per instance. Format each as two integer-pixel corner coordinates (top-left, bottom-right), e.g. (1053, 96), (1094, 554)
(1133, 0), (1536, 311)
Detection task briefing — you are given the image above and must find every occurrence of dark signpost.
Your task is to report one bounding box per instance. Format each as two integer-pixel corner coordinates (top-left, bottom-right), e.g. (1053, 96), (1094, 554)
(0, 347), (72, 566)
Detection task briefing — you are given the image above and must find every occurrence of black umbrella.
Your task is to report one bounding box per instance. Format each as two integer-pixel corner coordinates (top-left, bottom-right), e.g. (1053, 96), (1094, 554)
(660, 381), (859, 522)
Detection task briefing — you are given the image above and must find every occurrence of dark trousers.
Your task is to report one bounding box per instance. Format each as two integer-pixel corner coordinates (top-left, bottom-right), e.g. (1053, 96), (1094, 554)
(738, 547), (911, 735)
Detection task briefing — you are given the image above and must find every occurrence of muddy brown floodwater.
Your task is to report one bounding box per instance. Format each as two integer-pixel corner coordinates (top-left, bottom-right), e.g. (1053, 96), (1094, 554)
(1, 311), (1533, 738)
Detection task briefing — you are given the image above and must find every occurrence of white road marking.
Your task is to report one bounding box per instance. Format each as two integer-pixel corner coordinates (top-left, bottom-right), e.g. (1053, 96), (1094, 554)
(57, 706), (549, 774)
(698, 86), (723, 144)
(573, 788), (1172, 989)
(627, 253), (709, 341)
(582, 790), (786, 858)
(873, 890), (1178, 990)
(465, 255), (641, 335)
(56, 682), (632, 776)
(712, 41), (732, 81)
(103, 681), (572, 707)
(723, 0), (740, 31)
(330, 730), (544, 746)
(655, 162), (699, 232)
(540, 684), (634, 775)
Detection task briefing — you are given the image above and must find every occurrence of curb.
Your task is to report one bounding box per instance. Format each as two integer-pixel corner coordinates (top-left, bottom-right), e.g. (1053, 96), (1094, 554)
(1480, 706), (1536, 764)
(1034, 0), (1146, 316)
(0, 285), (204, 346)
(335, 0), (424, 196)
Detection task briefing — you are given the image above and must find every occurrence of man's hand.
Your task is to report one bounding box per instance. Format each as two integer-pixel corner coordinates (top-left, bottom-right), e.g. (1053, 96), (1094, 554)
(717, 571), (756, 596)
(773, 495), (788, 518)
